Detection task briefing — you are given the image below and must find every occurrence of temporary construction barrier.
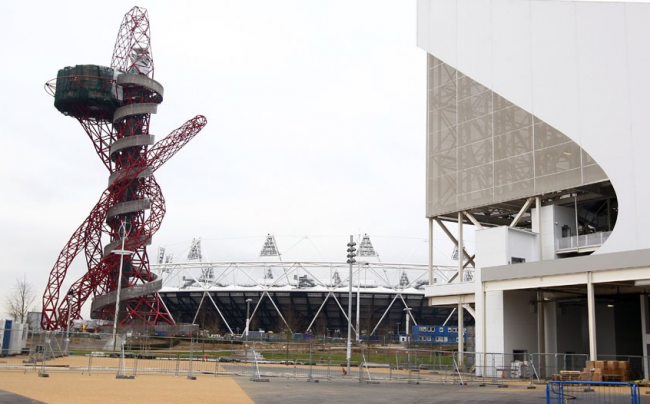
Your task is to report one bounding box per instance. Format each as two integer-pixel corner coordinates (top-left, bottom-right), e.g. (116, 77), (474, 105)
(546, 381), (640, 404)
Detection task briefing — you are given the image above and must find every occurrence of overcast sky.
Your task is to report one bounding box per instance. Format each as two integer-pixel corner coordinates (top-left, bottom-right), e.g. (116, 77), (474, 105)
(0, 0), (470, 319)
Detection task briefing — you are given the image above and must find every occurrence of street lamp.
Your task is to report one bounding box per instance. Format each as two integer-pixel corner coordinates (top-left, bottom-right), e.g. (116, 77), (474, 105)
(245, 298), (253, 342)
(64, 288), (74, 356)
(112, 221), (132, 351)
(346, 236), (356, 376)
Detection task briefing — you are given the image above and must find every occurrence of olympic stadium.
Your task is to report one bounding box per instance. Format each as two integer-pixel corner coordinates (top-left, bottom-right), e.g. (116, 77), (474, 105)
(152, 235), (472, 337)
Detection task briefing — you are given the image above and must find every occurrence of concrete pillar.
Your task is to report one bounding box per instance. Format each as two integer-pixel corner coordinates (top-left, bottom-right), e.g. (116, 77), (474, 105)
(640, 295), (649, 379)
(458, 302), (464, 365)
(587, 272), (597, 360)
(535, 196), (542, 260)
(458, 212), (464, 282)
(428, 218), (434, 286)
(537, 290), (545, 353)
(537, 290), (546, 376)
(480, 283), (486, 375)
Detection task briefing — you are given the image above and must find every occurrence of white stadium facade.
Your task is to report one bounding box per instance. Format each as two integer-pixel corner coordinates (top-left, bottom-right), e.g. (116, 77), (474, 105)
(153, 236), (465, 338)
(419, 0), (650, 378)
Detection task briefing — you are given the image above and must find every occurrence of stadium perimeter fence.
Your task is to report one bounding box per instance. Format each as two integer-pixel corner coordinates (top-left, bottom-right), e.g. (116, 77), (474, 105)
(1, 330), (649, 394)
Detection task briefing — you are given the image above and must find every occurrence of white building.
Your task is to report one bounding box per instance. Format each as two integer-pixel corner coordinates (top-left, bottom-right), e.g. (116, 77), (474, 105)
(0, 320), (28, 356)
(418, 0), (650, 377)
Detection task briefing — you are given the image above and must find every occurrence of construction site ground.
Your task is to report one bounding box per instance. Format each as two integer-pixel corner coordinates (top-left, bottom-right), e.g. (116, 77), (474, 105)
(3, 355), (650, 403)
(0, 371), (545, 404)
(4, 371), (650, 404)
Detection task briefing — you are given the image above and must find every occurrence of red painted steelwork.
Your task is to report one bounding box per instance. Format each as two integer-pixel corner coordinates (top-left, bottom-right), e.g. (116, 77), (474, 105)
(41, 7), (207, 330)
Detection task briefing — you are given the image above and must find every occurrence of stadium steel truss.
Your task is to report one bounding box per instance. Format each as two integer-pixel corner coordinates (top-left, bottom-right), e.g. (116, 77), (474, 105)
(41, 7), (207, 330)
(153, 260), (467, 337)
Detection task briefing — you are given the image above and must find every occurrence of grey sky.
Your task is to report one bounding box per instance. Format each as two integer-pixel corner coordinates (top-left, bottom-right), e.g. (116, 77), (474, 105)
(0, 0), (465, 319)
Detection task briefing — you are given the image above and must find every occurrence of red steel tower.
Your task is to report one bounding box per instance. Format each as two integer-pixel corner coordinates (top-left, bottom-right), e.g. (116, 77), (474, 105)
(42, 7), (207, 330)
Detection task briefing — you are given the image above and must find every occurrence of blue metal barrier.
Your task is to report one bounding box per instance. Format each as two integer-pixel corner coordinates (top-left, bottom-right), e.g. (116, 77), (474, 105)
(546, 381), (640, 404)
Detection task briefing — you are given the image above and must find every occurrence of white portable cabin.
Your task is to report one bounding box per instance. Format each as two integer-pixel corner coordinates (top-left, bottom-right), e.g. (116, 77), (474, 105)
(0, 319), (28, 355)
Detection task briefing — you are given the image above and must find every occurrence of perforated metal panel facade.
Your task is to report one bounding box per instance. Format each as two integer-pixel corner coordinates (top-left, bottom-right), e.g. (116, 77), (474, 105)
(426, 54), (607, 217)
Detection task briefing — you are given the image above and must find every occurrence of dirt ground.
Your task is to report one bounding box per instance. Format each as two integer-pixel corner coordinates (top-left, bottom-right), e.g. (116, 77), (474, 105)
(0, 372), (253, 404)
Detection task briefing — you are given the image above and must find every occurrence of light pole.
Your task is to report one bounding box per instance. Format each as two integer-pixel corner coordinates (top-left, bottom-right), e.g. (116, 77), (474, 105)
(397, 322), (400, 336)
(112, 221), (132, 351)
(404, 307), (412, 339)
(245, 298), (253, 342)
(355, 262), (366, 342)
(64, 288), (74, 356)
(404, 307), (413, 363)
(346, 236), (356, 376)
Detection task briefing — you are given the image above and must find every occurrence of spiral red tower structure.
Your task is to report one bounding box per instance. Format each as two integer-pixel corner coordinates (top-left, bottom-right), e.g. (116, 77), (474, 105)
(41, 7), (207, 330)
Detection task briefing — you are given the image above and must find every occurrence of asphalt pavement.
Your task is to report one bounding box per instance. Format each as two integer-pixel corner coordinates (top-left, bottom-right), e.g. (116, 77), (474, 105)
(0, 390), (46, 404)
(235, 378), (550, 404)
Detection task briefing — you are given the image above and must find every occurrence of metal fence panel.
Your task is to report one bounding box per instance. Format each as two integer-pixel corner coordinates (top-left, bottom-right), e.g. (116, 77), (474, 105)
(546, 381), (640, 404)
(135, 354), (182, 375)
(530, 353), (589, 380)
(6, 331), (650, 386)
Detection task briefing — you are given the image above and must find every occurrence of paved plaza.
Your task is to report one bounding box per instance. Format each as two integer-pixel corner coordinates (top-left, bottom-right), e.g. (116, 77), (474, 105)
(2, 370), (650, 403)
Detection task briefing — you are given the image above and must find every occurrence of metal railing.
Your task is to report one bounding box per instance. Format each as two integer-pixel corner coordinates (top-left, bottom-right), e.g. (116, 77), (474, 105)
(556, 231), (611, 251)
